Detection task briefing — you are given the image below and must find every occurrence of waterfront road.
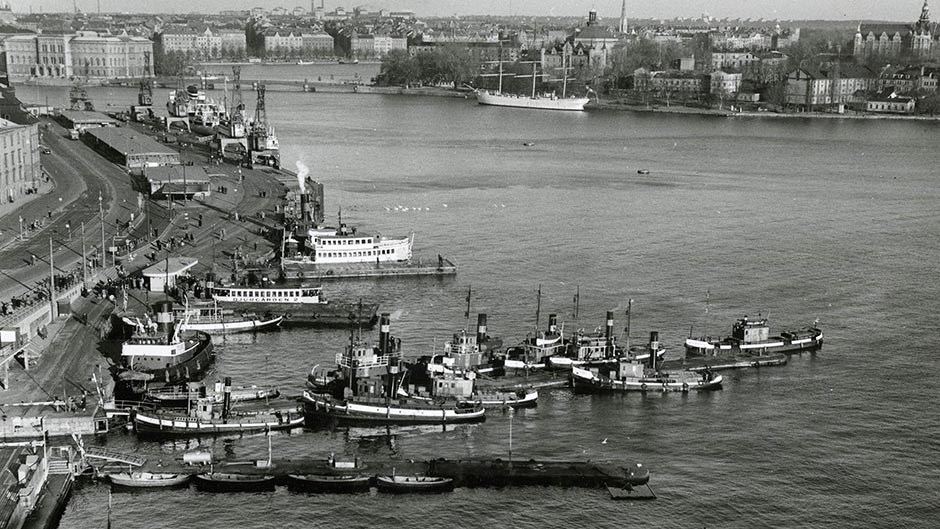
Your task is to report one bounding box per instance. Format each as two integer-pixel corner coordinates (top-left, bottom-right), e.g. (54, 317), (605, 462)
(0, 117), (143, 300)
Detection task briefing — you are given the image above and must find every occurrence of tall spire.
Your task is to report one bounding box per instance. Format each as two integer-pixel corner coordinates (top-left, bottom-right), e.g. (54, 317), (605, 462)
(619, 0), (628, 34)
(918, 0), (930, 30)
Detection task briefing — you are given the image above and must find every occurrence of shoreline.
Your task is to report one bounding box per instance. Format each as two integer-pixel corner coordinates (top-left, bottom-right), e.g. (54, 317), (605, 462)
(12, 77), (940, 121)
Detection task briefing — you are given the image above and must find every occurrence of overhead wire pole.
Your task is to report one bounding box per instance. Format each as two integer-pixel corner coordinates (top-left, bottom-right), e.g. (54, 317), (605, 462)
(49, 237), (56, 318)
(99, 192), (106, 268)
(81, 221), (86, 288)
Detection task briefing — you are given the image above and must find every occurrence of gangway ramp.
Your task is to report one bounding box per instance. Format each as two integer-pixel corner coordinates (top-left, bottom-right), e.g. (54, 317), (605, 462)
(84, 446), (146, 467)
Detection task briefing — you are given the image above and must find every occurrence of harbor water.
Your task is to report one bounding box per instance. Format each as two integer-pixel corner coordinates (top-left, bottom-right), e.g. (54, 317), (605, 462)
(19, 82), (940, 527)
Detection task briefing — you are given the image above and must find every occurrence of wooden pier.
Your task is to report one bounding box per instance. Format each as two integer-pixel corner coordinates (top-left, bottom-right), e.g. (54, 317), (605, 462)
(281, 258), (457, 281)
(97, 456), (650, 491)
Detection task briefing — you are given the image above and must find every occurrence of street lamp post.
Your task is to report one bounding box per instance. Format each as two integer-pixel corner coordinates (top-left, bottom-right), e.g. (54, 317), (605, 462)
(81, 221), (86, 288)
(66, 222), (71, 241)
(98, 193), (105, 268)
(18, 216), (23, 240)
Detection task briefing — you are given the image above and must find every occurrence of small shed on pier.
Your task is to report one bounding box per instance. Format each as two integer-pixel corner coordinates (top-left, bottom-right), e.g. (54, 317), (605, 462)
(142, 257), (198, 292)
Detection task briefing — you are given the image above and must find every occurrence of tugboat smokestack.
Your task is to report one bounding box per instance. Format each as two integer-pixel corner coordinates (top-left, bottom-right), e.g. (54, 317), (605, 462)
(605, 311), (614, 358)
(379, 313), (390, 354)
(548, 313), (557, 333)
(222, 376), (232, 422)
(477, 313), (487, 344)
(153, 301), (174, 338)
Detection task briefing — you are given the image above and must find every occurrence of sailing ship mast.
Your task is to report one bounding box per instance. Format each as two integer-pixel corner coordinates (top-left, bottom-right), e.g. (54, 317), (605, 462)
(515, 61), (540, 98)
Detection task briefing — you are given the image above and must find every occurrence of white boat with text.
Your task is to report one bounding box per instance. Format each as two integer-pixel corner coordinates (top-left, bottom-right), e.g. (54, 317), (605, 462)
(282, 220), (414, 267)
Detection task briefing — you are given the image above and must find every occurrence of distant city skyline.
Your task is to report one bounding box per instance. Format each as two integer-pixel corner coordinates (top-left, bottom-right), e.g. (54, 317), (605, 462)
(10, 0), (930, 22)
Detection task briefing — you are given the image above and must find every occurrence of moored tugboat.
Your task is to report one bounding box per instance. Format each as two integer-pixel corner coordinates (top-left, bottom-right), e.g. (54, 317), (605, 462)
(133, 377), (302, 436)
(304, 314), (485, 426)
(115, 301), (214, 396)
(685, 315), (823, 356)
(572, 334), (723, 393)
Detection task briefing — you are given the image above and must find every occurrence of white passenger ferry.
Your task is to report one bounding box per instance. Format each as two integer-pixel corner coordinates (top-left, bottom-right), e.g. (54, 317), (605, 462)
(209, 285), (327, 305)
(282, 223), (413, 266)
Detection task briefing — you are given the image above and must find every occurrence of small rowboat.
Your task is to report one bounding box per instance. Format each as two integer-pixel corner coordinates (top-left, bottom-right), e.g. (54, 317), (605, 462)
(193, 472), (276, 493)
(109, 472), (190, 490)
(286, 474), (372, 493)
(375, 475), (454, 494)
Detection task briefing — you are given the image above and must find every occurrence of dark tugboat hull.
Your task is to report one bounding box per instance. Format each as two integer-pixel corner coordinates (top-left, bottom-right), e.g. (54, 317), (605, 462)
(193, 473), (276, 493)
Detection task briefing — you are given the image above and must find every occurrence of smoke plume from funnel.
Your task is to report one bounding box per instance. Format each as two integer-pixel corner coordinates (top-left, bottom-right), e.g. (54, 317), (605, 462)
(296, 160), (308, 193)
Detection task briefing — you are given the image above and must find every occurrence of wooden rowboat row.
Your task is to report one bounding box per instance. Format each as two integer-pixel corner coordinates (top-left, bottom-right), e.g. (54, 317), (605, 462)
(108, 472), (454, 494)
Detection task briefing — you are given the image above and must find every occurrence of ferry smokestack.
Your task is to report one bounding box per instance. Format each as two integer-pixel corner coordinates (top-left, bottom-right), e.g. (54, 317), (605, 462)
(222, 376), (232, 422)
(300, 193), (308, 224)
(605, 310), (614, 358)
(649, 331), (659, 369)
(379, 313), (390, 354)
(476, 313), (488, 344)
(548, 313), (557, 334)
(153, 301), (174, 336)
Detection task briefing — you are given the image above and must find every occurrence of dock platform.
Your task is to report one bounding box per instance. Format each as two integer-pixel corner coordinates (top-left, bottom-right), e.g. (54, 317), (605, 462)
(281, 258), (457, 281)
(664, 352), (788, 372)
(101, 456), (648, 490)
(607, 483), (657, 500)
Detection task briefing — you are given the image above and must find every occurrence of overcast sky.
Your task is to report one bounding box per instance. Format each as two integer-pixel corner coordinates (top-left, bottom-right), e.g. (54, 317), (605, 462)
(14, 0), (926, 21)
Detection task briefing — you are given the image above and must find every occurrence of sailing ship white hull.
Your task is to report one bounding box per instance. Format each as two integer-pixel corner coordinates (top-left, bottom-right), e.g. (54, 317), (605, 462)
(476, 91), (589, 111)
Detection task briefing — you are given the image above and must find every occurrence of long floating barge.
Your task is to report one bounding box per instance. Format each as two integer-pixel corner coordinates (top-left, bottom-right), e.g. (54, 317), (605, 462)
(280, 258), (457, 281)
(108, 457), (649, 490)
(662, 352), (788, 372)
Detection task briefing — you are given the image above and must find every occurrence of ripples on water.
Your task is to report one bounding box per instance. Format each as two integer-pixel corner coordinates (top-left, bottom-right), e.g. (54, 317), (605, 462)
(19, 83), (938, 528)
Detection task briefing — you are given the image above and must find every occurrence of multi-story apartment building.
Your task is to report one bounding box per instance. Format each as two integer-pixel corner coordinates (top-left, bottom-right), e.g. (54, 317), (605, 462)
(302, 32), (335, 55)
(155, 26), (245, 60)
(708, 70), (743, 96)
(218, 29), (248, 57)
(350, 33), (406, 57)
(710, 51), (759, 70)
(0, 118), (40, 204)
(785, 64), (876, 110)
(877, 65), (940, 93)
(263, 28), (304, 56)
(4, 31), (152, 81)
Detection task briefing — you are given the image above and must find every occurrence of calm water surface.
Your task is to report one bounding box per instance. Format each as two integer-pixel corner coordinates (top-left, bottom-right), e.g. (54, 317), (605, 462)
(18, 83), (940, 528)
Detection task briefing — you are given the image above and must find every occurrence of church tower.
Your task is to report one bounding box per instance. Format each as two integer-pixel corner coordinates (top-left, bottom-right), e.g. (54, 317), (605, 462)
(619, 0), (628, 35)
(913, 0), (932, 57)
